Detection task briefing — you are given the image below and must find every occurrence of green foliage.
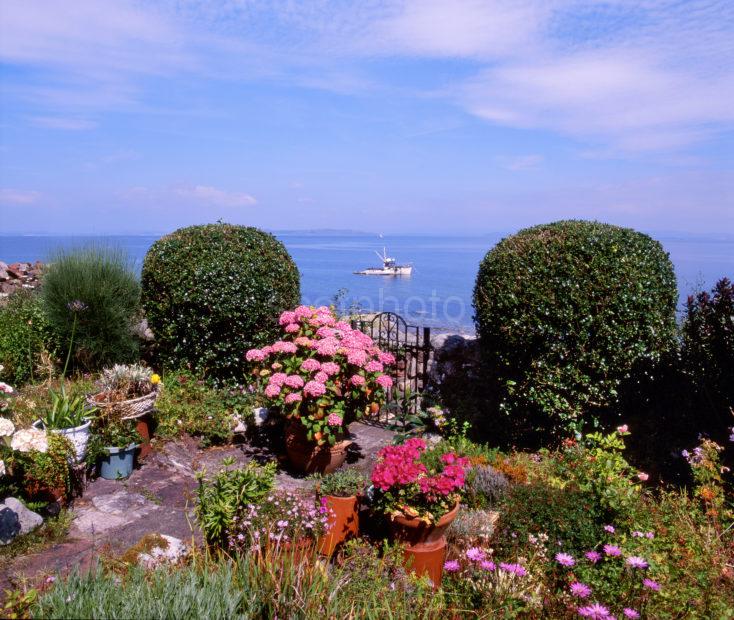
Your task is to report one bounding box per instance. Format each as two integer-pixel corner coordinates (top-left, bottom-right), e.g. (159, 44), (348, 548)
(41, 247), (141, 371)
(681, 277), (734, 432)
(0, 291), (56, 385)
(85, 420), (142, 466)
(141, 223), (300, 382)
(5, 433), (75, 501)
(312, 467), (367, 497)
(42, 384), (95, 430)
(195, 458), (277, 548)
(473, 220), (677, 437)
(155, 372), (244, 446)
(0, 509), (73, 562)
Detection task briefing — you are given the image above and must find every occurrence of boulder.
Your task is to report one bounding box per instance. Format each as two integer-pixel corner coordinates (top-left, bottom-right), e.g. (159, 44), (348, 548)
(0, 497), (43, 545)
(136, 534), (189, 568)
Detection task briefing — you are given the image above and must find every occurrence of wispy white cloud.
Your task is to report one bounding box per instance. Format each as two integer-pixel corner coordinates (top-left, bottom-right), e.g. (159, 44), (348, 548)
(0, 188), (41, 204)
(175, 185), (257, 208)
(30, 116), (98, 130)
(497, 154), (544, 171)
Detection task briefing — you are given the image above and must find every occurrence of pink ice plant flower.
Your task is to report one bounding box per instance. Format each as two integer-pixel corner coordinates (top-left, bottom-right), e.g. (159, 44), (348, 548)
(603, 525), (615, 534)
(603, 544), (622, 557)
(623, 609), (640, 619)
(569, 582), (592, 598)
(465, 547), (485, 562)
(555, 552), (576, 567)
(643, 578), (661, 591)
(480, 560), (495, 571)
(625, 556), (649, 569)
(443, 560), (461, 573)
(499, 563), (527, 577)
(577, 603), (611, 619)
(585, 551), (602, 563)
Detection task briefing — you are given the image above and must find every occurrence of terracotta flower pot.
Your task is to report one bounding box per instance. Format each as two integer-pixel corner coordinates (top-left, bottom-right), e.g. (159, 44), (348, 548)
(135, 414), (152, 459)
(318, 495), (359, 556)
(284, 421), (351, 474)
(388, 502), (460, 589)
(260, 537), (314, 565)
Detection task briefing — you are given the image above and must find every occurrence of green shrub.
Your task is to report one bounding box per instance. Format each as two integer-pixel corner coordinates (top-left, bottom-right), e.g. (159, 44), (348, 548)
(41, 247), (141, 371)
(141, 223), (300, 382)
(0, 291), (56, 385)
(473, 220), (677, 437)
(195, 458), (276, 548)
(155, 371), (249, 446)
(681, 277), (734, 433)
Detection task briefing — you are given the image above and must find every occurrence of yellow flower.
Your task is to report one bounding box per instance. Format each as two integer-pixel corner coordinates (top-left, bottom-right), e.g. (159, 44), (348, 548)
(151, 374), (161, 385)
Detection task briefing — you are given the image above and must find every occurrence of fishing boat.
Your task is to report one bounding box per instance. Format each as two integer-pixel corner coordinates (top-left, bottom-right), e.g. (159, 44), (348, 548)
(354, 248), (413, 276)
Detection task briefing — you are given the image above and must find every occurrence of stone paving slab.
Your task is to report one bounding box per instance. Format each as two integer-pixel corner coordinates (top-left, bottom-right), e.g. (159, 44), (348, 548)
(1, 422), (395, 591)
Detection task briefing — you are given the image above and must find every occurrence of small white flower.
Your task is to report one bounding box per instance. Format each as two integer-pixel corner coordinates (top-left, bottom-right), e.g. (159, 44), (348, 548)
(0, 417), (15, 437)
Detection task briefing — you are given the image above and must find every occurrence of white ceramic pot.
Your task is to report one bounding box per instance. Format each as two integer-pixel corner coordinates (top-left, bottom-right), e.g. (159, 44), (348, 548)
(33, 418), (92, 463)
(253, 406), (269, 427)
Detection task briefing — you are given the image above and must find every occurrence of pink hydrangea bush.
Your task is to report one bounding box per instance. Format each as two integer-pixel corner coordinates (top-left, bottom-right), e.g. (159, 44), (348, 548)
(245, 306), (395, 445)
(371, 437), (470, 523)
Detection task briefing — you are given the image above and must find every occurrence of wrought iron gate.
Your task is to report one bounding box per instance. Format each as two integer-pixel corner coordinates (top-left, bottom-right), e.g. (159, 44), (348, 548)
(351, 312), (432, 425)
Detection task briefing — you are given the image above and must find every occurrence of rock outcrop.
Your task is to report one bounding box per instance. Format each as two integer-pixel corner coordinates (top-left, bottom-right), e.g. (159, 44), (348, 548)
(0, 497), (44, 545)
(0, 260), (44, 298)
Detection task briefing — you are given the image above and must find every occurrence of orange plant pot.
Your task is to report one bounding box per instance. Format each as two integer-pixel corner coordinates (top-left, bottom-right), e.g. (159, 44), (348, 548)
(135, 415), (152, 459)
(284, 421), (351, 474)
(318, 495), (359, 556)
(404, 540), (448, 590)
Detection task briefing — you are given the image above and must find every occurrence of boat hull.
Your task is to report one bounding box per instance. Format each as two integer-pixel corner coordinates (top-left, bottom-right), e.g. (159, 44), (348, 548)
(354, 266), (412, 276)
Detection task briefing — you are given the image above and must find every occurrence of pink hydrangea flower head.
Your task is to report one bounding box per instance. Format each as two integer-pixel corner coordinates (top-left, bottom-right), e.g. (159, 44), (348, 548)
(376, 374), (393, 389)
(364, 360), (384, 373)
(269, 372), (288, 386)
(347, 349), (368, 367)
(272, 341), (297, 354)
(301, 358), (321, 372)
(350, 374), (366, 387)
(327, 413), (342, 426)
(294, 336), (312, 347)
(556, 552), (576, 567)
(303, 381), (327, 398)
(264, 384), (281, 398)
(625, 556), (649, 569)
(245, 348), (267, 362)
(378, 351), (396, 365)
(284, 375), (305, 389)
(314, 371), (329, 383)
(279, 310), (297, 325)
(320, 362), (340, 376)
(284, 392), (302, 404)
(294, 305), (313, 318)
(603, 544), (622, 557)
(316, 326), (336, 338)
(284, 323), (300, 334)
(569, 582), (592, 598)
(315, 338), (339, 356)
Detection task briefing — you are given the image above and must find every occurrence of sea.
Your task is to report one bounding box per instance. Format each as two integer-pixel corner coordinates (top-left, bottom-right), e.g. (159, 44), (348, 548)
(1, 232), (732, 333)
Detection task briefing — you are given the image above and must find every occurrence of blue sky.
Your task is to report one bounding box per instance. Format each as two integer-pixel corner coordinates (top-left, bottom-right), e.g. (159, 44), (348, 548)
(0, 0), (732, 234)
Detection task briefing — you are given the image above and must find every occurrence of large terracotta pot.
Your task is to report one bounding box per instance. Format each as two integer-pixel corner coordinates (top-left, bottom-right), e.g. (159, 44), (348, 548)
(284, 421), (351, 474)
(135, 414), (152, 459)
(318, 495), (359, 556)
(259, 537), (314, 566)
(388, 502), (460, 589)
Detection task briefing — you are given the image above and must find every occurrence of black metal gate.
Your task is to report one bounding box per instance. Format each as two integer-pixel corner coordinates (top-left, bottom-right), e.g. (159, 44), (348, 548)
(351, 312), (432, 424)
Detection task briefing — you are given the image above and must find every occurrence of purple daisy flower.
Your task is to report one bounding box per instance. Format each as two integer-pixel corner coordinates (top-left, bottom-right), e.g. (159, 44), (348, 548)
(569, 582), (592, 598)
(577, 603), (611, 618)
(499, 562), (527, 577)
(603, 544), (622, 557)
(625, 556), (649, 569)
(623, 609), (640, 619)
(480, 560), (496, 571)
(556, 552), (576, 567)
(443, 560), (461, 573)
(465, 547), (485, 562)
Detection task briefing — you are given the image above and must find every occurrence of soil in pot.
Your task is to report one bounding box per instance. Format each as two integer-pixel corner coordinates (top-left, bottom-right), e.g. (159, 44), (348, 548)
(284, 421), (351, 474)
(318, 495), (359, 556)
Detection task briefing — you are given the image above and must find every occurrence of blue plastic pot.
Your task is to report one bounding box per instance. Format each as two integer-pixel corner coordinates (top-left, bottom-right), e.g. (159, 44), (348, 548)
(98, 444), (137, 480)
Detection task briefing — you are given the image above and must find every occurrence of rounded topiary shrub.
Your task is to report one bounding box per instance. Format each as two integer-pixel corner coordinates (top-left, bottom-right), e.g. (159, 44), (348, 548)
(473, 220), (677, 436)
(141, 223), (300, 382)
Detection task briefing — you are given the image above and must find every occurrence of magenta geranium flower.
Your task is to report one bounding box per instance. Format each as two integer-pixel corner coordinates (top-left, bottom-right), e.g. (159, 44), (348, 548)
(569, 582), (592, 598)
(555, 552), (575, 567)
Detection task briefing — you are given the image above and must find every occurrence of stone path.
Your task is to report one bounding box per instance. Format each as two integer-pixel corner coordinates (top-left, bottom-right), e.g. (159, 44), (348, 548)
(1, 422), (394, 592)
